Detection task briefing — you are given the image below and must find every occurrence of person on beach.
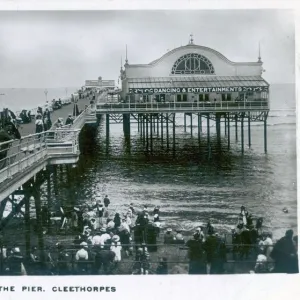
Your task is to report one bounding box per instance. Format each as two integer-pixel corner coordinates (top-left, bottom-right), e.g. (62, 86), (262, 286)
(104, 195), (110, 208)
(110, 235), (122, 263)
(156, 257), (168, 275)
(271, 229), (297, 273)
(6, 247), (27, 275)
(129, 203), (135, 214)
(173, 230), (185, 244)
(164, 228), (174, 244)
(254, 248), (268, 273)
(133, 244), (150, 275)
(55, 243), (70, 275)
(98, 227), (111, 248)
(206, 219), (214, 236)
(153, 205), (160, 215)
(94, 244), (116, 275)
(75, 242), (90, 274)
(186, 233), (205, 274)
(113, 213), (121, 229)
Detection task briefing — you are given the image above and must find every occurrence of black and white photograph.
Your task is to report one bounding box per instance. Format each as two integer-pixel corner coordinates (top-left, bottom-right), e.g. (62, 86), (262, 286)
(0, 8), (297, 279)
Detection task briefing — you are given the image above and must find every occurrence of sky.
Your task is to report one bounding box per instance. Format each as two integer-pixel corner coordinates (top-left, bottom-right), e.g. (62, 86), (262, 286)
(0, 10), (295, 88)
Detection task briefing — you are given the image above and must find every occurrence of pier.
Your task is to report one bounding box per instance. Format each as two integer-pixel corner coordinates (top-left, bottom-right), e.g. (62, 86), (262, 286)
(0, 94), (98, 257)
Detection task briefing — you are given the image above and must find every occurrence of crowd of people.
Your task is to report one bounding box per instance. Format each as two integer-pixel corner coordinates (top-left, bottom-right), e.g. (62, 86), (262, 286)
(0, 200), (298, 276)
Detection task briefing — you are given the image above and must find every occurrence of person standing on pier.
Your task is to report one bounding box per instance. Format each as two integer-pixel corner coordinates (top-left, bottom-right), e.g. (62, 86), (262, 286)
(35, 115), (44, 134)
(65, 114), (74, 126)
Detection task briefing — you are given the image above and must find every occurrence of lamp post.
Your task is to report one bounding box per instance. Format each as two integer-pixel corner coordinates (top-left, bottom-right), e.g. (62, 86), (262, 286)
(65, 88), (68, 97)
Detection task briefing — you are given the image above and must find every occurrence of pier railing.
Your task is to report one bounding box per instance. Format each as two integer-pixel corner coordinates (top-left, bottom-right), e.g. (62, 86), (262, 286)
(0, 129), (81, 186)
(96, 100), (269, 113)
(0, 242), (278, 275)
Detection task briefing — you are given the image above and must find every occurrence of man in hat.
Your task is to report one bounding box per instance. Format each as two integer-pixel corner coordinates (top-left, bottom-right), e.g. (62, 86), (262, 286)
(6, 247), (27, 275)
(99, 227), (111, 248)
(164, 228), (174, 244)
(65, 114), (74, 125)
(56, 243), (70, 275)
(173, 230), (185, 244)
(92, 230), (102, 246)
(110, 235), (122, 262)
(186, 233), (205, 274)
(75, 242), (90, 274)
(271, 229), (297, 273)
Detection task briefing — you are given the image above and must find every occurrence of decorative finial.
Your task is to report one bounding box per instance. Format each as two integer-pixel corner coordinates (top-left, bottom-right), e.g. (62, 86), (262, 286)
(189, 33), (194, 45)
(125, 44), (128, 65)
(258, 41), (262, 63)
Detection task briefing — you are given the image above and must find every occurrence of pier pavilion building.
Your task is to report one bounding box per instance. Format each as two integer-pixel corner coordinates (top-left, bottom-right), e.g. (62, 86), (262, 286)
(120, 38), (269, 104)
(97, 36), (270, 155)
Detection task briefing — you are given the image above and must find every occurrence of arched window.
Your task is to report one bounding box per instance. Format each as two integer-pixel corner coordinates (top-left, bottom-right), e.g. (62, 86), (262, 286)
(171, 53), (215, 75)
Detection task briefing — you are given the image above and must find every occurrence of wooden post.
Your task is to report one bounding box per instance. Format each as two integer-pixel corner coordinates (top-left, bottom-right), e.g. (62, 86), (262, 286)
(199, 114), (202, 132)
(190, 114), (193, 137)
(146, 114), (149, 150)
(106, 114), (110, 137)
(207, 114), (211, 157)
(142, 115), (145, 144)
(150, 114), (153, 153)
(241, 113), (244, 154)
(184, 113), (186, 132)
(248, 113), (251, 148)
(157, 115), (159, 137)
(225, 116), (227, 136)
(166, 114), (169, 150)
(24, 192), (31, 259)
(227, 114), (230, 150)
(34, 188), (45, 263)
(161, 114), (164, 146)
(235, 114), (238, 142)
(264, 112), (267, 153)
(198, 113), (201, 144)
(173, 114), (176, 152)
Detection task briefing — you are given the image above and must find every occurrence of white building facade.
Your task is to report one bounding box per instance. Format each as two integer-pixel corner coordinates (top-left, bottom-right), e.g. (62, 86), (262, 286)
(120, 41), (269, 103)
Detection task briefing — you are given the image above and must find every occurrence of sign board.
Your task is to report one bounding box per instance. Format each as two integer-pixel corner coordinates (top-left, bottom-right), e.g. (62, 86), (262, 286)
(128, 86), (269, 94)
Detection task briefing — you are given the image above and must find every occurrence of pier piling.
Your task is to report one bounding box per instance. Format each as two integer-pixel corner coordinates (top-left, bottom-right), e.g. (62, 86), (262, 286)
(190, 114), (193, 137)
(248, 114), (251, 148)
(264, 112), (268, 153)
(106, 114), (110, 137)
(166, 114), (169, 150)
(241, 113), (244, 154)
(227, 114), (230, 150)
(235, 114), (238, 142)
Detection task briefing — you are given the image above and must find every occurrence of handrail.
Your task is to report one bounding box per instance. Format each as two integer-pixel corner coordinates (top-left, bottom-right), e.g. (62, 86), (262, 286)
(0, 129), (81, 186)
(96, 100), (269, 113)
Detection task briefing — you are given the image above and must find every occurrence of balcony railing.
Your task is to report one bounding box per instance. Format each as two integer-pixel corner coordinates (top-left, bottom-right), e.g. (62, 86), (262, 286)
(96, 100), (269, 113)
(0, 129), (81, 186)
